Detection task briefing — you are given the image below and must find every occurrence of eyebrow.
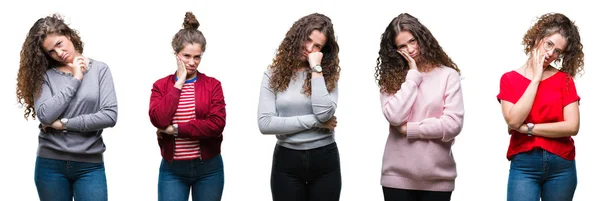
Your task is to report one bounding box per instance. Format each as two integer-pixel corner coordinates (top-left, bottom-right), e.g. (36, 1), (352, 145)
(45, 40), (61, 53)
(547, 40), (563, 52)
(396, 38), (415, 48)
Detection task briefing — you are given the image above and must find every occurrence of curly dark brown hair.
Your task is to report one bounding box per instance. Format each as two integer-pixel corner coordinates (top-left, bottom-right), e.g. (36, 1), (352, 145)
(172, 12), (206, 53)
(375, 13), (459, 94)
(16, 14), (84, 120)
(268, 13), (340, 96)
(522, 13), (584, 78)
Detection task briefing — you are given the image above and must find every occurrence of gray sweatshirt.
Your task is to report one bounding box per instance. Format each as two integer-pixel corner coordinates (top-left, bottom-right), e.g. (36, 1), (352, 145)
(34, 59), (118, 163)
(257, 70), (338, 150)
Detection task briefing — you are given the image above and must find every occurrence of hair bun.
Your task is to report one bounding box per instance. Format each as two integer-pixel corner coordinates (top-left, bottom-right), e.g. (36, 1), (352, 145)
(183, 12), (200, 30)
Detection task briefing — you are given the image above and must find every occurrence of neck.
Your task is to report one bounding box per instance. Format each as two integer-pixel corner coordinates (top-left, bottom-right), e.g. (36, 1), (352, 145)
(186, 73), (197, 80)
(417, 61), (435, 72)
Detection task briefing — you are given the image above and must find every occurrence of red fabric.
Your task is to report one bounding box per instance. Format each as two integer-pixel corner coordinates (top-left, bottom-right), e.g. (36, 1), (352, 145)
(497, 70), (579, 160)
(149, 72), (226, 162)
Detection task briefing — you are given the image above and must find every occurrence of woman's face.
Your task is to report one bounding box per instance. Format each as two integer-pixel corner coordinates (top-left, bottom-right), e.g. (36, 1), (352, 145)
(299, 30), (326, 62)
(539, 33), (567, 66)
(395, 30), (420, 61)
(177, 43), (203, 75)
(42, 34), (78, 64)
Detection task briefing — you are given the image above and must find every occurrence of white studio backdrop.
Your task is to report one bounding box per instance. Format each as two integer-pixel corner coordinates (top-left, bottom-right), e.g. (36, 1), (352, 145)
(0, 0), (598, 200)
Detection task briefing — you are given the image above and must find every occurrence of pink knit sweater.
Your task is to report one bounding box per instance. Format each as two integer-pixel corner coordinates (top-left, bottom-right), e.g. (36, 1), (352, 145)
(379, 66), (464, 192)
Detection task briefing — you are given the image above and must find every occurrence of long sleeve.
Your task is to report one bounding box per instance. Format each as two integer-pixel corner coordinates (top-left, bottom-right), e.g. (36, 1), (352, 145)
(380, 69), (422, 126)
(257, 71), (321, 135)
(66, 65), (118, 132)
(177, 80), (226, 139)
(34, 73), (81, 125)
(149, 76), (181, 129)
(406, 71), (464, 142)
(311, 77), (338, 122)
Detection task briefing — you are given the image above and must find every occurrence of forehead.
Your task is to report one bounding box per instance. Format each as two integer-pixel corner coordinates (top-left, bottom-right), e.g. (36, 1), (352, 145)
(308, 30), (326, 45)
(395, 30), (415, 45)
(42, 34), (65, 51)
(545, 32), (567, 50)
(179, 43), (204, 54)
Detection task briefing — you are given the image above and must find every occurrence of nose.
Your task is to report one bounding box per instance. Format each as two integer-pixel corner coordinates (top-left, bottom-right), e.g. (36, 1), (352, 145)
(55, 49), (64, 57)
(186, 58), (195, 66)
(306, 43), (315, 53)
(406, 45), (414, 53)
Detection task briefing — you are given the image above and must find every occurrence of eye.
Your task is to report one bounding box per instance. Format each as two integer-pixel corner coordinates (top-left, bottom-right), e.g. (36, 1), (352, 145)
(554, 49), (563, 55)
(543, 40), (554, 50)
(408, 38), (417, 45)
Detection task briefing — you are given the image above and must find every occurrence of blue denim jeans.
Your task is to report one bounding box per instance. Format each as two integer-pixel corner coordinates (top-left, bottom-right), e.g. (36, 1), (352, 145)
(158, 154), (224, 201)
(507, 149), (577, 201)
(34, 156), (107, 201)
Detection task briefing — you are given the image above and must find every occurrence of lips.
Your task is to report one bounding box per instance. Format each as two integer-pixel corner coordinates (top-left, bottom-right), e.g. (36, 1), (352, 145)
(60, 53), (68, 61)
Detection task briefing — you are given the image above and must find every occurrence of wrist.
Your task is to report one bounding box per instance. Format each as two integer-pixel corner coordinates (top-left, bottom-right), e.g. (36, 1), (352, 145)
(311, 64), (322, 73)
(526, 123), (535, 136)
(173, 124), (179, 137)
(174, 81), (184, 89)
(60, 118), (69, 132)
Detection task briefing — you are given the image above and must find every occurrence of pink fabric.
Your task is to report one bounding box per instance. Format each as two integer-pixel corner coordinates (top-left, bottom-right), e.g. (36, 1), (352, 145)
(380, 67), (464, 191)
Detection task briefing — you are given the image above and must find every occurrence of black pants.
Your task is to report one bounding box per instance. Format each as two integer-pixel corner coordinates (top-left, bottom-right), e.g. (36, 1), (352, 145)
(383, 186), (452, 201)
(271, 142), (342, 201)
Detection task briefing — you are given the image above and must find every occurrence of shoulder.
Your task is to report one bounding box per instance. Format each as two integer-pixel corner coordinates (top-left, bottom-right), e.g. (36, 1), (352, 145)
(554, 70), (570, 79)
(153, 74), (174, 87)
(263, 68), (274, 78)
(89, 58), (109, 71)
(500, 70), (520, 81)
(550, 70), (576, 85)
(198, 73), (222, 86)
(438, 65), (461, 80)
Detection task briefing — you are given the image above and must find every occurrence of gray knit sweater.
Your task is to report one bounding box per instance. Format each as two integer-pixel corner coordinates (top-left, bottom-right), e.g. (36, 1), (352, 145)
(34, 59), (118, 163)
(257, 70), (338, 150)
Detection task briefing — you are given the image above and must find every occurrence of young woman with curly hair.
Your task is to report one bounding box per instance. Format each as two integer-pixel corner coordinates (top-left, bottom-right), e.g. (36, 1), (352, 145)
(376, 13), (464, 201)
(16, 14), (118, 201)
(257, 13), (341, 201)
(497, 13), (584, 201)
(148, 12), (226, 201)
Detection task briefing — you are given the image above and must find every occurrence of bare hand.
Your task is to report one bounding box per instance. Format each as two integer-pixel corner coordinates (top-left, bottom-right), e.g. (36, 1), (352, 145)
(159, 125), (175, 135)
(400, 124), (407, 135)
(50, 120), (63, 130)
(529, 43), (545, 81)
(317, 116), (337, 131)
(397, 50), (417, 70)
(156, 130), (163, 139)
(308, 52), (323, 69)
(68, 56), (86, 80)
(176, 55), (187, 81)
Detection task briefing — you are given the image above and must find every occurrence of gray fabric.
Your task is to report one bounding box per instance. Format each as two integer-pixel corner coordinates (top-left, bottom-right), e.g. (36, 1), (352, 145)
(257, 70), (338, 150)
(34, 59), (118, 163)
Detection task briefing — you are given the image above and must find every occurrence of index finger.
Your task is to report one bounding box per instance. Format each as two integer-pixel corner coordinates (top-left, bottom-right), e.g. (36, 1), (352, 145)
(397, 50), (410, 60)
(175, 54), (184, 63)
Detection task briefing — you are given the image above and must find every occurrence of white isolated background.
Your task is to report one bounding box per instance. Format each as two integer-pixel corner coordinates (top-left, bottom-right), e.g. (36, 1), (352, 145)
(0, 0), (598, 200)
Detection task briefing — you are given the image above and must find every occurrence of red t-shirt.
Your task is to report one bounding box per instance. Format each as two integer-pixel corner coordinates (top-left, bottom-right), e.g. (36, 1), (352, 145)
(497, 70), (580, 160)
